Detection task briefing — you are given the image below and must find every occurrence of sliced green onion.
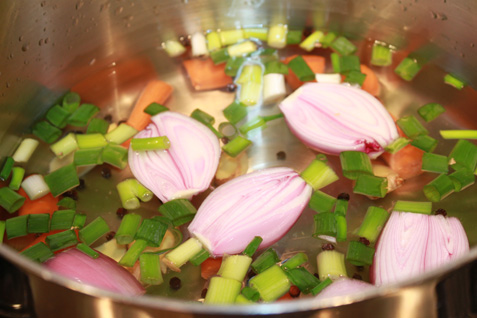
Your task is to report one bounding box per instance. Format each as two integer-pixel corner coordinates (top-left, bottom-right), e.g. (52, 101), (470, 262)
(218, 122), (238, 139)
(251, 248), (280, 274)
(135, 219), (167, 247)
(423, 174), (455, 202)
(243, 236), (263, 257)
(118, 238), (148, 267)
(371, 43), (392, 67)
(105, 123), (138, 144)
(339, 151), (373, 180)
(76, 243), (99, 259)
(353, 174), (388, 198)
(313, 213), (336, 237)
(62, 92), (81, 113)
(346, 241), (375, 266)
(76, 133), (107, 149)
(244, 28), (269, 41)
(50, 209), (75, 230)
(286, 30), (303, 45)
(0, 221), (4, 244)
(46, 105), (70, 129)
(222, 136), (252, 158)
(394, 57), (421, 81)
(223, 101), (248, 125)
(140, 253), (163, 285)
(257, 48), (277, 57)
(67, 103), (100, 127)
(57, 197), (76, 209)
(21, 174), (49, 200)
(163, 40), (186, 57)
(158, 199), (197, 227)
(417, 103), (446, 123)
(210, 48), (230, 64)
(50, 133), (78, 159)
(344, 70), (367, 86)
(115, 213), (142, 245)
(449, 169), (475, 192)
(236, 64), (262, 84)
(288, 56), (315, 82)
(6, 215), (29, 239)
(239, 117), (266, 134)
(74, 148), (104, 166)
(249, 265), (290, 301)
(339, 55), (361, 73)
(225, 57), (246, 77)
(12, 138), (39, 163)
(385, 137), (411, 154)
(72, 213), (87, 229)
(310, 277), (333, 296)
(189, 248), (210, 266)
(32, 121), (62, 144)
(444, 74), (465, 90)
(448, 139), (477, 171)
(9, 167), (25, 191)
(0, 187), (26, 213)
(331, 53), (341, 73)
(238, 82), (261, 106)
(205, 276), (242, 304)
(241, 286), (260, 302)
(267, 24), (287, 49)
(78, 216), (110, 246)
(335, 214), (347, 242)
(299, 31), (324, 52)
(102, 143), (128, 169)
(218, 254), (252, 282)
(44, 163), (79, 197)
(321, 32), (337, 49)
(45, 230), (77, 251)
(206, 31), (222, 52)
(21, 242), (54, 263)
(190, 109), (222, 138)
(396, 115), (429, 139)
(164, 237), (203, 269)
(317, 250), (347, 281)
(264, 60), (289, 75)
(309, 190), (337, 213)
(285, 267), (320, 294)
(440, 130), (477, 140)
(227, 41), (257, 57)
(301, 154), (339, 190)
(86, 118), (109, 134)
(422, 152), (449, 174)
(131, 137), (170, 151)
(282, 252), (308, 270)
(220, 29), (245, 46)
(0, 157), (14, 181)
(236, 294), (254, 304)
(394, 200), (432, 214)
(411, 135), (438, 152)
(144, 102), (168, 116)
(356, 206), (389, 243)
(330, 36), (357, 56)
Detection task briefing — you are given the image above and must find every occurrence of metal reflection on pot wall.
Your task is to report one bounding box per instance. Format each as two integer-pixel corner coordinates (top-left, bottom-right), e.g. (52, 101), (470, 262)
(1, 0), (477, 317)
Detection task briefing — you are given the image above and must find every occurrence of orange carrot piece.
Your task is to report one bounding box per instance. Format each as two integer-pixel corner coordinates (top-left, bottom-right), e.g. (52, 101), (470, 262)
(183, 58), (233, 91)
(18, 188), (59, 216)
(277, 291), (293, 301)
(200, 257), (223, 280)
(382, 144), (424, 180)
(126, 80), (174, 131)
(283, 55), (326, 90)
(360, 64), (380, 96)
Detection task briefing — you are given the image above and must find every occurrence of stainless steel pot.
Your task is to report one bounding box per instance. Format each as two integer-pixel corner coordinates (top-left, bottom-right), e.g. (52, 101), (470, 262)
(1, 0), (477, 317)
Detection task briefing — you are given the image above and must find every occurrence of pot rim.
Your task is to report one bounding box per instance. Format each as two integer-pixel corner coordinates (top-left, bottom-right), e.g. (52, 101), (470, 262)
(1, 243), (475, 314)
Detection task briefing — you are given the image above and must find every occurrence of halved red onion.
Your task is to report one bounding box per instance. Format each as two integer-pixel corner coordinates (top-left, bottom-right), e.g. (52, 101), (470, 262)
(279, 83), (398, 159)
(45, 248), (145, 296)
(188, 167), (312, 256)
(315, 278), (375, 301)
(371, 212), (469, 286)
(128, 111), (220, 202)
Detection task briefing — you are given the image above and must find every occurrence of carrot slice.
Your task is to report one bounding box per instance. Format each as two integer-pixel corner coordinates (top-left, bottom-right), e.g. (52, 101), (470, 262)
(183, 58), (233, 91)
(125, 80), (174, 131)
(18, 188), (59, 216)
(283, 55), (326, 90)
(200, 257), (223, 280)
(360, 64), (380, 96)
(277, 291), (293, 301)
(381, 144), (424, 180)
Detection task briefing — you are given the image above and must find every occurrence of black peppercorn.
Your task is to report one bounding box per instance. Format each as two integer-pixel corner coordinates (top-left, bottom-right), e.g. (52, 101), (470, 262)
(276, 151), (287, 161)
(169, 277), (182, 290)
(322, 243), (335, 251)
(337, 193), (350, 201)
(101, 167), (112, 179)
(289, 285), (301, 298)
(116, 207), (128, 219)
